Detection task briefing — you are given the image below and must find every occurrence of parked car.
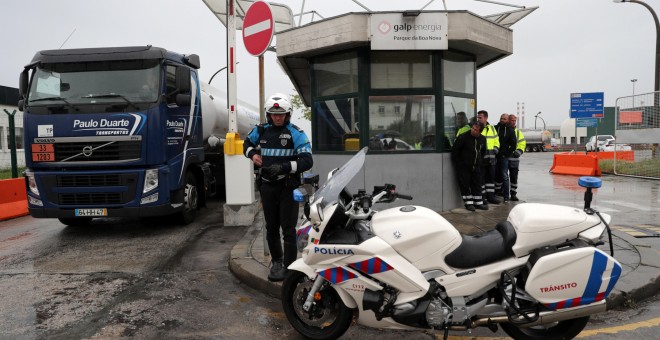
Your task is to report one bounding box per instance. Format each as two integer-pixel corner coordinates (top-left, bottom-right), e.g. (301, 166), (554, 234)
(380, 137), (415, 150)
(585, 135), (614, 152)
(601, 140), (631, 152)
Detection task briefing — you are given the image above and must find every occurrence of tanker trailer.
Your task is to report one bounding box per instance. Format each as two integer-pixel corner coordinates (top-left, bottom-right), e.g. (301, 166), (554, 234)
(521, 129), (551, 152)
(19, 46), (260, 226)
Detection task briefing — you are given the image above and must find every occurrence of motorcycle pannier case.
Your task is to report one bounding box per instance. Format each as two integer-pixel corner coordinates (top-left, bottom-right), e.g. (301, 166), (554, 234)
(524, 244), (621, 310)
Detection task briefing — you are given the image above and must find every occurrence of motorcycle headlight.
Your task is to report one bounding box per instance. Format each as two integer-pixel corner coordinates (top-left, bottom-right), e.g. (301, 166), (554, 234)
(143, 169), (159, 193)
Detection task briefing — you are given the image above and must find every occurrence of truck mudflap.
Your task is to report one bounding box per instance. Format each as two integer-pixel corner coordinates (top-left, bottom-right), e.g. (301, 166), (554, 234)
(28, 203), (181, 218)
(524, 245), (621, 310)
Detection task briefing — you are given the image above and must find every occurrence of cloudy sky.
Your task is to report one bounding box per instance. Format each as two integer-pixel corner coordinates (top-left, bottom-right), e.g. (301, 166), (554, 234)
(1, 0), (657, 131)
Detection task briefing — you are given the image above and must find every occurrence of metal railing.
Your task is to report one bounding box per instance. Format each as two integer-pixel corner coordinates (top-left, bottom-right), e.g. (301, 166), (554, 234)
(613, 91), (660, 179)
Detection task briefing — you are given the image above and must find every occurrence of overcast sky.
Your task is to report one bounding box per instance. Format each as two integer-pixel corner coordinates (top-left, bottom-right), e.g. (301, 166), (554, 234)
(1, 0), (657, 131)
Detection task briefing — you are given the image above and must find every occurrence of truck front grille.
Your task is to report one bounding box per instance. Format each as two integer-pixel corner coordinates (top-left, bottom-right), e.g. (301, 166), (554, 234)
(40, 173), (139, 206)
(58, 174), (122, 187)
(55, 141), (141, 162)
(58, 193), (123, 205)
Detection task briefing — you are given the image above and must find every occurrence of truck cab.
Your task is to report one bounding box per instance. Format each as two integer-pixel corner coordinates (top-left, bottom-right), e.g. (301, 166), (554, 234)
(19, 46), (207, 225)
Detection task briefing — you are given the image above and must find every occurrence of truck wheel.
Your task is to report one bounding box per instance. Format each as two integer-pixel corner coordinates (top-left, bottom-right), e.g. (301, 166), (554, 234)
(178, 172), (199, 224)
(525, 146), (530, 152)
(58, 217), (92, 227)
(532, 145), (539, 152)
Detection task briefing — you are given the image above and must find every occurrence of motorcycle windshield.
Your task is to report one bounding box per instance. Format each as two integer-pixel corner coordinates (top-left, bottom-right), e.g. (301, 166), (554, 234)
(314, 147), (367, 210)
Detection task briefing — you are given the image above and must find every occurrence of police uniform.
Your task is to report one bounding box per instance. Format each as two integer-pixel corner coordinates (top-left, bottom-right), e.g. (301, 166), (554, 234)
(244, 94), (312, 281)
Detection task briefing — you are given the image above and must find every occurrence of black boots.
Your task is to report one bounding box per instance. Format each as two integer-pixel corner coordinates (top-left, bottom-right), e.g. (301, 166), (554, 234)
(268, 243), (298, 282)
(268, 259), (286, 281)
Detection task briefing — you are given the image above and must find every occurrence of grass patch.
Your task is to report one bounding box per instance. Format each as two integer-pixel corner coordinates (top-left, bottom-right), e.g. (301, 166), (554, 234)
(599, 158), (660, 178)
(0, 167), (25, 180)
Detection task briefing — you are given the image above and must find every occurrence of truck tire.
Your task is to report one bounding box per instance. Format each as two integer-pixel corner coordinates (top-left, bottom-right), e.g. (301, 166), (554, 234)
(532, 145), (539, 152)
(58, 217), (92, 227)
(178, 171), (199, 224)
(525, 146), (530, 153)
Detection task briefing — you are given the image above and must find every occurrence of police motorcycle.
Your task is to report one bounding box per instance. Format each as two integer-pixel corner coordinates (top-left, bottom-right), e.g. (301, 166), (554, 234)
(283, 147), (621, 340)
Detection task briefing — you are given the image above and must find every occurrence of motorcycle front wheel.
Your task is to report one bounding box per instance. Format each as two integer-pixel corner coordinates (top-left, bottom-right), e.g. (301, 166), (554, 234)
(282, 271), (353, 340)
(500, 316), (590, 340)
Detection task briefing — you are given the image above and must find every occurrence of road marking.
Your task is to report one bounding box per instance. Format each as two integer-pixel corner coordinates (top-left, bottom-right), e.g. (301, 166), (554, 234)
(601, 200), (656, 212)
(577, 317), (660, 337)
(431, 317), (660, 339)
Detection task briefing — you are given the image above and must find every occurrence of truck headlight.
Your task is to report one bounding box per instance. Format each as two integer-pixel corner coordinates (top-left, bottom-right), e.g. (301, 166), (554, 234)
(143, 169), (159, 193)
(26, 172), (39, 195)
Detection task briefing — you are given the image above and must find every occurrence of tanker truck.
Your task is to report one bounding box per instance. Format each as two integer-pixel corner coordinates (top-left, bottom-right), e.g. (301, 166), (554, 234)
(17, 46), (260, 226)
(520, 129), (551, 152)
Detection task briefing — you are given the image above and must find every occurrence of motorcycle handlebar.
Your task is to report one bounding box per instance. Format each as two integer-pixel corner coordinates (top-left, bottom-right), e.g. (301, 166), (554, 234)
(397, 193), (413, 200)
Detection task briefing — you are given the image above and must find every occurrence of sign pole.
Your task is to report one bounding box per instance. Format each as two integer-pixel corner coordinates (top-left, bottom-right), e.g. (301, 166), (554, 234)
(259, 55), (265, 123)
(227, 0), (238, 133)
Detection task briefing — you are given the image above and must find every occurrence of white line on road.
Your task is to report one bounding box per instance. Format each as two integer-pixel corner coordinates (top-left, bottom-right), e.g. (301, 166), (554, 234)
(601, 200), (656, 212)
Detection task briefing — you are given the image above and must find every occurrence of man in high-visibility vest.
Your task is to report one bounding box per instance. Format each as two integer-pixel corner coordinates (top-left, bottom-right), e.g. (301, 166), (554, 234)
(508, 114), (525, 201)
(455, 111), (471, 138)
(477, 110), (501, 205)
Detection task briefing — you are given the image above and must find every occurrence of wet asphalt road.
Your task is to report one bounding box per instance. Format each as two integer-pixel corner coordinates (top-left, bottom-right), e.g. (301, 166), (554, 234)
(0, 152), (658, 339)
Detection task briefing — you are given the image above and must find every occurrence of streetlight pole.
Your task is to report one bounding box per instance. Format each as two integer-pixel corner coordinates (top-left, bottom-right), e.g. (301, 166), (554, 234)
(208, 62), (239, 85)
(631, 78), (638, 107)
(615, 0), (659, 126)
(534, 111), (545, 130)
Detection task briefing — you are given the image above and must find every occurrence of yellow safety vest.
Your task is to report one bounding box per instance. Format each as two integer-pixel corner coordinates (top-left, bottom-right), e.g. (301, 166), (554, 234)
(482, 124), (499, 160)
(515, 128), (526, 152)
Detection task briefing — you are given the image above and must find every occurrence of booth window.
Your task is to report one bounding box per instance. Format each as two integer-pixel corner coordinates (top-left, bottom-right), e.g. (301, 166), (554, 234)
(371, 51), (432, 89)
(443, 52), (475, 94)
(443, 96), (475, 151)
(313, 52), (358, 97)
(368, 95), (435, 151)
(313, 97), (359, 151)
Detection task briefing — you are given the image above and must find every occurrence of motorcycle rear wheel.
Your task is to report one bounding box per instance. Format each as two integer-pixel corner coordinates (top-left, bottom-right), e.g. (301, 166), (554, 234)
(500, 316), (590, 340)
(282, 271), (353, 340)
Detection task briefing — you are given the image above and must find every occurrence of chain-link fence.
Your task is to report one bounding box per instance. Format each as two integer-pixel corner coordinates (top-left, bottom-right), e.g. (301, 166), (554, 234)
(613, 91), (660, 179)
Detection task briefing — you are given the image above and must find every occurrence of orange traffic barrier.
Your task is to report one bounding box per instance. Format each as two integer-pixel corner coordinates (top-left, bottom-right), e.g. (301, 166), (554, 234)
(593, 150), (635, 161)
(550, 152), (601, 176)
(0, 178), (28, 221)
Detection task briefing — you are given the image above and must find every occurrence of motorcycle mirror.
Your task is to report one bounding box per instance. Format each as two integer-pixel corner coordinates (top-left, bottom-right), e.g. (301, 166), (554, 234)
(309, 200), (324, 225)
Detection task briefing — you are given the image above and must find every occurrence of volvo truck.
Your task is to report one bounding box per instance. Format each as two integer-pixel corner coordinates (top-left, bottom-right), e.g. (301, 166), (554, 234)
(18, 46), (259, 226)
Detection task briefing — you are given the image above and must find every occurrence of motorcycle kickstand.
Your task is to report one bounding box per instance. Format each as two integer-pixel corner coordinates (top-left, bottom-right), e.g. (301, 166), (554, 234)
(443, 327), (449, 340)
(302, 276), (325, 312)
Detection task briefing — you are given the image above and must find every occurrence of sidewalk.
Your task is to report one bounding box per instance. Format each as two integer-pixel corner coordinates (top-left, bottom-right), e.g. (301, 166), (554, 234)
(229, 197), (660, 308)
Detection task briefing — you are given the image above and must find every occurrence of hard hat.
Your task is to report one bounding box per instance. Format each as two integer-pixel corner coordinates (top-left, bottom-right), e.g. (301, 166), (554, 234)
(265, 93), (292, 115)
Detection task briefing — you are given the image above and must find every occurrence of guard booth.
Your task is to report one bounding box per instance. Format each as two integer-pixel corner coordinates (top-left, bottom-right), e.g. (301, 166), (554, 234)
(276, 11), (516, 211)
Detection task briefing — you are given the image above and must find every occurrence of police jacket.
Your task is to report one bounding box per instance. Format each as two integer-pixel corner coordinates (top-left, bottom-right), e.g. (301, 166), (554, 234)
(451, 132), (486, 170)
(244, 123), (313, 181)
(495, 122), (517, 158)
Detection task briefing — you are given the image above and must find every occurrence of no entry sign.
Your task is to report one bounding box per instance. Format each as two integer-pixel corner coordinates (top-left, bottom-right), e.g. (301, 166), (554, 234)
(242, 1), (274, 57)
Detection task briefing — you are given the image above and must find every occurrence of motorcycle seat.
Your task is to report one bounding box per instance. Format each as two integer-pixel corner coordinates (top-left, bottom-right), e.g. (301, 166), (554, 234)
(444, 221), (517, 269)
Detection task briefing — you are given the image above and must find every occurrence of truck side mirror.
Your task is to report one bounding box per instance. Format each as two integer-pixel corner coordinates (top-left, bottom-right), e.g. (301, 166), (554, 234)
(176, 67), (191, 94)
(19, 70), (29, 97)
(175, 94), (191, 107)
(18, 99), (24, 112)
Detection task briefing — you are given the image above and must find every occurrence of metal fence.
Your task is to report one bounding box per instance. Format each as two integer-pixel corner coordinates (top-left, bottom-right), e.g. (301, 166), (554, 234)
(613, 91), (660, 180)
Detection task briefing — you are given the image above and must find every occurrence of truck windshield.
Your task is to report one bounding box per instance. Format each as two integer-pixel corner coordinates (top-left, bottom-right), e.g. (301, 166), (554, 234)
(27, 60), (161, 108)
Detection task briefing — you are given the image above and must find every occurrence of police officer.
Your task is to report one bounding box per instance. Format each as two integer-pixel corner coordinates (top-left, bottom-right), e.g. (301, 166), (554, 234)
(244, 93), (313, 281)
(477, 110), (501, 206)
(508, 114), (525, 201)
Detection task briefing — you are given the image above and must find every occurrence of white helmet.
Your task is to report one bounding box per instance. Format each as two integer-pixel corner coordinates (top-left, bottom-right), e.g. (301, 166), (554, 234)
(265, 93), (292, 115)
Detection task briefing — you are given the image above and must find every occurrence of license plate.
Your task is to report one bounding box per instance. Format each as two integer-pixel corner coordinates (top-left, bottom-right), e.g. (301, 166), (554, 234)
(75, 208), (107, 217)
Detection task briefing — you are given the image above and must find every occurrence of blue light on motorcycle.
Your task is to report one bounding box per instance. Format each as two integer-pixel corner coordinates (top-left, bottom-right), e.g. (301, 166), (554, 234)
(293, 188), (305, 202)
(578, 176), (602, 189)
